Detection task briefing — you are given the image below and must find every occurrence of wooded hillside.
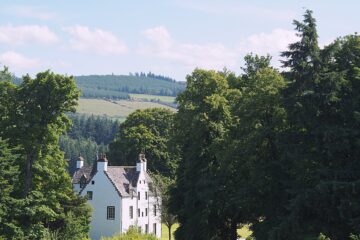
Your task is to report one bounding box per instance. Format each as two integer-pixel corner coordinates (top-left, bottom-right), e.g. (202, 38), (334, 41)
(75, 74), (185, 99)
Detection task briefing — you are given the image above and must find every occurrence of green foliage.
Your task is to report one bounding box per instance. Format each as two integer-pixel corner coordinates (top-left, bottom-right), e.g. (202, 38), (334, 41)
(151, 174), (177, 240)
(67, 114), (120, 145)
(0, 139), (24, 239)
(59, 114), (119, 172)
(101, 226), (157, 240)
(108, 108), (179, 177)
(170, 11), (360, 240)
(59, 135), (108, 172)
(0, 69), (91, 239)
(170, 69), (232, 240)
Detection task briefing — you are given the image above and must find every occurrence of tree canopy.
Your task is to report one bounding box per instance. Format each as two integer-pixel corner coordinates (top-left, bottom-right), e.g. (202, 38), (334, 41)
(0, 69), (91, 239)
(108, 108), (179, 177)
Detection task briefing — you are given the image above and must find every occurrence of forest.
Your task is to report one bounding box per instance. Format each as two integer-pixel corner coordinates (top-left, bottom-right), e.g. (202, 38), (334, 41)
(75, 74), (185, 99)
(0, 9), (359, 240)
(12, 73), (185, 100)
(59, 114), (120, 173)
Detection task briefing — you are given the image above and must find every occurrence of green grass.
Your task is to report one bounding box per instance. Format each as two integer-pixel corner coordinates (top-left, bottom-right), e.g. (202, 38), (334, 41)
(129, 94), (176, 104)
(76, 98), (176, 120)
(160, 224), (251, 240)
(237, 225), (252, 238)
(161, 224), (178, 240)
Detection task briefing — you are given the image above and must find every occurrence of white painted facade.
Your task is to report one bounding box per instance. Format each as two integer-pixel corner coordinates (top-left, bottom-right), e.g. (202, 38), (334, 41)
(73, 155), (161, 240)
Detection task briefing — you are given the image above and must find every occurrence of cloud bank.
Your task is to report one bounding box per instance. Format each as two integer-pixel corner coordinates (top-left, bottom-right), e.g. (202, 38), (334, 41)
(0, 24), (58, 45)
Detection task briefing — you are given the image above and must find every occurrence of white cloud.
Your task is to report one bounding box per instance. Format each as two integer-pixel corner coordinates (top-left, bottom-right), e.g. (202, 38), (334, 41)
(64, 25), (128, 55)
(143, 26), (172, 49)
(0, 51), (40, 69)
(139, 26), (237, 70)
(10, 6), (57, 20)
(0, 24), (58, 45)
(238, 28), (299, 55)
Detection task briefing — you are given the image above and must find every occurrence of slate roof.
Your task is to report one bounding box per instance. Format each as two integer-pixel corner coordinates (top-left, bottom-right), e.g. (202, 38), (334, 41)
(72, 164), (96, 184)
(72, 164), (154, 197)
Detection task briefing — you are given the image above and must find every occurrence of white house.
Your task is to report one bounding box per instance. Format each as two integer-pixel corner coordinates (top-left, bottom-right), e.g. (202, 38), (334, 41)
(72, 154), (161, 240)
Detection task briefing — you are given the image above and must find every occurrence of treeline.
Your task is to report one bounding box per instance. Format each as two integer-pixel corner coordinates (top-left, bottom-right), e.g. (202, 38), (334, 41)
(169, 11), (360, 240)
(129, 71), (177, 83)
(59, 114), (120, 173)
(75, 74), (185, 98)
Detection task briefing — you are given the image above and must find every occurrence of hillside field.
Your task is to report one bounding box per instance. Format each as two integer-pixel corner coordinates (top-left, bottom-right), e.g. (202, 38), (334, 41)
(129, 94), (176, 103)
(76, 98), (176, 120)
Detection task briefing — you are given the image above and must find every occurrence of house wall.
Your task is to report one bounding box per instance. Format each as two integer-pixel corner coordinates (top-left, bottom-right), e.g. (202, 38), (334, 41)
(73, 183), (81, 193)
(121, 197), (138, 232)
(80, 170), (121, 240)
(135, 170), (162, 238)
(120, 170), (161, 238)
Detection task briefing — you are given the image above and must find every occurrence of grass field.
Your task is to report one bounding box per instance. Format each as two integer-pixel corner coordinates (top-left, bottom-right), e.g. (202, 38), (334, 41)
(129, 94), (176, 104)
(161, 223), (178, 240)
(161, 224), (252, 239)
(76, 98), (176, 120)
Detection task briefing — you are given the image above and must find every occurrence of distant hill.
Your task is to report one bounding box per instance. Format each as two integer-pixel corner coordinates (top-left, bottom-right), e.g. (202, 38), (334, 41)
(75, 74), (185, 99)
(12, 73), (186, 100)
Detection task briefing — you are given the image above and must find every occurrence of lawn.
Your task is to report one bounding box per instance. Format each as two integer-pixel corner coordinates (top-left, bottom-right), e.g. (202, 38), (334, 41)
(76, 98), (176, 120)
(161, 224), (178, 240)
(129, 94), (176, 104)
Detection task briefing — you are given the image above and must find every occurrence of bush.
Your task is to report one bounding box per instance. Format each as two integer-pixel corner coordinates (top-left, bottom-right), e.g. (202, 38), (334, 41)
(101, 226), (157, 240)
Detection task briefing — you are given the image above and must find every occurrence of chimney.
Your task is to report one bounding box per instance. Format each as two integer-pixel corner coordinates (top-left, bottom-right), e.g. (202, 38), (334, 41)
(136, 153), (147, 172)
(97, 154), (108, 171)
(76, 156), (84, 169)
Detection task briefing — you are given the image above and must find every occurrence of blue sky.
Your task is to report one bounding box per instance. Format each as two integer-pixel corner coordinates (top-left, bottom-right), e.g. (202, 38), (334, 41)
(0, 0), (359, 81)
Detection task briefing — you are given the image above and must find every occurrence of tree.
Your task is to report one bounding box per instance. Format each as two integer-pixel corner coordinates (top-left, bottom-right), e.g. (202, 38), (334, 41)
(151, 174), (177, 240)
(0, 70), (80, 196)
(269, 11), (360, 239)
(223, 57), (288, 240)
(0, 69), (91, 238)
(108, 108), (179, 177)
(0, 139), (23, 239)
(170, 69), (232, 240)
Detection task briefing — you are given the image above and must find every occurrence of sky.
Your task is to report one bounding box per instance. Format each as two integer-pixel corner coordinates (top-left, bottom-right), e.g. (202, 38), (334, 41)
(0, 0), (359, 81)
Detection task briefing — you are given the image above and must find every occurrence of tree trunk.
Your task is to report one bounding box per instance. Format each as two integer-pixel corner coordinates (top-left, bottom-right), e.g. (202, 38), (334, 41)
(168, 224), (172, 240)
(230, 220), (237, 240)
(23, 153), (34, 197)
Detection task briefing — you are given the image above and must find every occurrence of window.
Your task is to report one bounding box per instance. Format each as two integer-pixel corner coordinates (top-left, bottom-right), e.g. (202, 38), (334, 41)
(107, 206), (115, 220)
(129, 206), (133, 219)
(91, 180), (95, 185)
(87, 191), (93, 200)
(137, 208), (140, 217)
(142, 212), (144, 217)
(138, 192), (140, 200)
(138, 226), (142, 233)
(153, 223), (157, 235)
(145, 224), (148, 233)
(145, 191), (148, 200)
(145, 208), (148, 216)
(154, 205), (157, 216)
